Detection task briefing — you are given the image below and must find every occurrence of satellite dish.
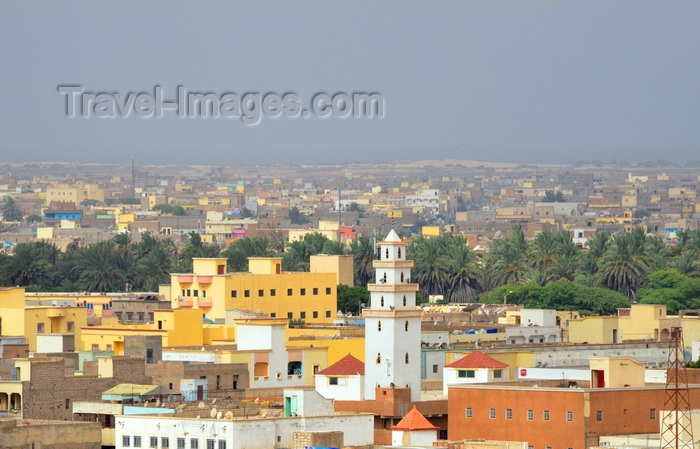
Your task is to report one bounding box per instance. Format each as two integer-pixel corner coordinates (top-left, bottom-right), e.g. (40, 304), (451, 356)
(224, 411), (233, 420)
(216, 411), (223, 420)
(337, 311), (344, 317)
(210, 407), (217, 418)
(494, 230), (502, 238)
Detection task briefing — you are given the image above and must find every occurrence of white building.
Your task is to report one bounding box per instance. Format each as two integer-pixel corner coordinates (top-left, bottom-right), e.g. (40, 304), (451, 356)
(115, 413), (374, 449)
(443, 350), (509, 395)
(405, 189), (441, 215)
(505, 309), (562, 345)
(314, 354), (364, 401)
(364, 229), (422, 401)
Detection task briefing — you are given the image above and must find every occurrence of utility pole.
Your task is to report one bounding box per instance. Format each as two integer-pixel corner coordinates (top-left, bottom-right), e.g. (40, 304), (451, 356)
(660, 326), (694, 449)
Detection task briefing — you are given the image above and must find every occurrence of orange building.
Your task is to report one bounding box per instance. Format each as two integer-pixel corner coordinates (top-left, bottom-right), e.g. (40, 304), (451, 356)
(448, 383), (700, 449)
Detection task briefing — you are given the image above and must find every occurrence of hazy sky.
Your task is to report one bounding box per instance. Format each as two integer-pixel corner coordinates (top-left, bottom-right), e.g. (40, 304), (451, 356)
(1, 2), (699, 166)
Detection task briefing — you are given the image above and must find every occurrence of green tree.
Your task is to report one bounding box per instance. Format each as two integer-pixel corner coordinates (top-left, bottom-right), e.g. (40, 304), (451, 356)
(80, 199), (99, 207)
(348, 237), (375, 287)
(1, 197), (23, 221)
(345, 202), (365, 213)
(288, 206), (309, 225)
(26, 214), (43, 224)
(221, 237), (275, 272)
(0, 242), (51, 287)
(73, 241), (125, 292)
(409, 236), (449, 299)
(445, 237), (481, 303)
(542, 191), (565, 202)
(337, 284), (370, 315)
(595, 230), (648, 298)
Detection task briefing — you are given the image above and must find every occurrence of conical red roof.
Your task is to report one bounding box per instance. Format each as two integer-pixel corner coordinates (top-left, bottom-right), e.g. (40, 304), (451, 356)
(316, 354), (364, 375)
(391, 405), (438, 431)
(444, 350), (508, 369)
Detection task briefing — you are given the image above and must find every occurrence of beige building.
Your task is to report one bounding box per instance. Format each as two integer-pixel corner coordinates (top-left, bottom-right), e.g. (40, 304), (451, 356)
(569, 304), (677, 344)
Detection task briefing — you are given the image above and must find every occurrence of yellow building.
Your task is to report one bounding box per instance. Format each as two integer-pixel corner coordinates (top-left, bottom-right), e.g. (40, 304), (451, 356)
(79, 309), (208, 352)
(0, 287), (87, 352)
(46, 182), (104, 205)
(569, 304), (675, 344)
(164, 257), (341, 324)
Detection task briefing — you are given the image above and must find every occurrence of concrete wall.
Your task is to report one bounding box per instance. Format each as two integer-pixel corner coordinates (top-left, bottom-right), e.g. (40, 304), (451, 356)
(115, 413), (374, 449)
(0, 418), (101, 449)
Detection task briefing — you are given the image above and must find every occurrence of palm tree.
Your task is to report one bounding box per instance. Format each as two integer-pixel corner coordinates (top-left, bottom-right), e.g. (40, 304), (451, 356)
(595, 234), (648, 299)
(0, 242), (51, 287)
(221, 237), (275, 272)
(348, 237), (375, 287)
(409, 237), (449, 298)
(136, 250), (172, 291)
(672, 251), (700, 277)
(528, 231), (558, 273)
(446, 240), (481, 303)
(73, 241), (124, 292)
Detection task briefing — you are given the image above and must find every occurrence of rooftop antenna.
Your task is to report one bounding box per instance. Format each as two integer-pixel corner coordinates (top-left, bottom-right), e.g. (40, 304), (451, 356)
(660, 326), (694, 449)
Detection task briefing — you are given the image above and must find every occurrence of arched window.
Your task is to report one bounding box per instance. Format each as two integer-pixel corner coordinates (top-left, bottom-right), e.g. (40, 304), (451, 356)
(405, 320), (409, 332)
(380, 296), (384, 307)
(398, 248), (402, 259)
(383, 272), (387, 283)
(403, 295), (407, 306)
(400, 272), (404, 282)
(385, 248), (389, 259)
(405, 353), (409, 364)
(378, 321), (382, 332)
(376, 353), (382, 364)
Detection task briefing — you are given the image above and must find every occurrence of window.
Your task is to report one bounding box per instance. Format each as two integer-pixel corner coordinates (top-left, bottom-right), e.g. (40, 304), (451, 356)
(378, 321), (382, 332)
(376, 353), (382, 364)
(543, 409), (550, 421)
(546, 447), (552, 449)
(138, 312), (145, 321)
(67, 321), (74, 332)
(650, 408), (656, 419)
(126, 312), (134, 321)
(326, 287), (331, 294)
(405, 321), (409, 332)
(106, 344), (112, 351)
(465, 407), (472, 418)
(190, 438), (198, 449)
(385, 248), (389, 259)
(270, 289), (276, 296)
(403, 295), (406, 306)
(177, 438), (186, 449)
(65, 398), (70, 409)
(92, 344), (99, 351)
(162, 437), (169, 448)
(494, 369), (502, 379)
(193, 290), (198, 297)
(300, 288), (306, 296)
(300, 312), (306, 319)
(380, 296), (384, 307)
(527, 409), (534, 421)
(489, 408), (496, 419)
(270, 313), (276, 318)
(313, 311), (318, 319)
(506, 408), (512, 420)
(146, 348), (154, 364)
(258, 289), (264, 296)
(398, 248), (402, 258)
(207, 440), (215, 449)
(287, 312), (293, 319)
(149, 312), (154, 322)
(37, 322), (44, 333)
(218, 441), (226, 449)
(458, 370), (475, 378)
(123, 436), (131, 447)
(287, 288), (293, 296)
(313, 287), (318, 295)
(596, 410), (603, 421)
(231, 290), (237, 298)
(187, 289), (191, 296)
(244, 290), (250, 297)
(433, 364), (438, 373)
(326, 310), (331, 318)
(566, 411), (573, 422)
(150, 437), (158, 448)
(134, 436), (142, 448)
(329, 376), (346, 386)
(405, 352), (409, 364)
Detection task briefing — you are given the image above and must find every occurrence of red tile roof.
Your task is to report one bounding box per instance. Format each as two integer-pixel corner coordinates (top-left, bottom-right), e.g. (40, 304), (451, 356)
(316, 354), (364, 376)
(391, 405), (438, 431)
(444, 350), (508, 369)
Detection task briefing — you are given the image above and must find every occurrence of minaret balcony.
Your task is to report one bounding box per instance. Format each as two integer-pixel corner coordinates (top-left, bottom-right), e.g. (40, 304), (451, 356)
(363, 308), (423, 318)
(367, 283), (419, 293)
(372, 260), (414, 269)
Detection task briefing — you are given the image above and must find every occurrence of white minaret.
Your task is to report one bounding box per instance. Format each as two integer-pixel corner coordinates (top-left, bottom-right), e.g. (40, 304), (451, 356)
(363, 228), (422, 401)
